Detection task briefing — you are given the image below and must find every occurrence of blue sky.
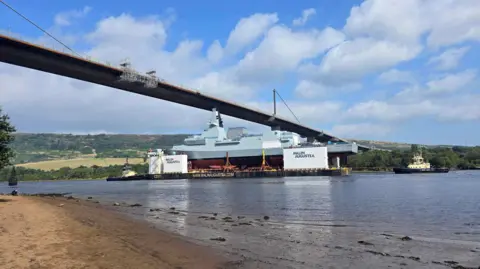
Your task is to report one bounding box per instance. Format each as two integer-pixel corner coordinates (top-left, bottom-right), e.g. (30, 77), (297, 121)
(0, 0), (479, 145)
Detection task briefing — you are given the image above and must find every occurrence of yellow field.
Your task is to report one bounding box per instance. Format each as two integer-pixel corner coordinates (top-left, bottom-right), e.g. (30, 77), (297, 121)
(16, 158), (146, 171)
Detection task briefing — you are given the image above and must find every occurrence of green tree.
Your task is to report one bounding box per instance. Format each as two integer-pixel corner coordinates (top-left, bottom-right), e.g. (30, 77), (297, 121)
(0, 107), (16, 170)
(411, 144), (419, 154)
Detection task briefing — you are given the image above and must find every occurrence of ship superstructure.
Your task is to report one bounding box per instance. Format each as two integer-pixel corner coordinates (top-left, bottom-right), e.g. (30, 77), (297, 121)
(407, 153), (431, 169)
(171, 108), (303, 169)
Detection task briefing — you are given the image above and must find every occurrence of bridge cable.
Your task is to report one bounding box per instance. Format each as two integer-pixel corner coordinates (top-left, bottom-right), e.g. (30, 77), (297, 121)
(275, 90), (301, 124)
(0, 0), (80, 57)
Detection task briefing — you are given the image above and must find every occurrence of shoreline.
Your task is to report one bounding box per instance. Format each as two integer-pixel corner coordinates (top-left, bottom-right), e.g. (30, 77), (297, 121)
(3, 168), (478, 183)
(1, 193), (480, 268)
(0, 193), (480, 269)
(0, 194), (237, 269)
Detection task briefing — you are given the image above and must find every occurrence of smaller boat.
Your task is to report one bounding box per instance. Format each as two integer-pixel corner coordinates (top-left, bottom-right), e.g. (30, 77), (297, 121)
(393, 153), (449, 174)
(8, 166), (18, 186)
(106, 158), (146, 181)
(121, 157), (137, 177)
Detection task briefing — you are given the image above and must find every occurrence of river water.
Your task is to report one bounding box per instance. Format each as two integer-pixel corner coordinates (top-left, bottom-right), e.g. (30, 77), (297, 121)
(3, 171), (480, 268)
(3, 171), (479, 239)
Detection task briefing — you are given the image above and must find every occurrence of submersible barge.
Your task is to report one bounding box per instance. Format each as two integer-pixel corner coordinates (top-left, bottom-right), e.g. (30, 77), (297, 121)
(106, 168), (351, 181)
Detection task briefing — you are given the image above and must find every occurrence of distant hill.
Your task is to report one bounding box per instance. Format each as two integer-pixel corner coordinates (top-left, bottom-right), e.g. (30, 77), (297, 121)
(10, 133), (467, 164)
(347, 139), (464, 151)
(11, 133), (189, 164)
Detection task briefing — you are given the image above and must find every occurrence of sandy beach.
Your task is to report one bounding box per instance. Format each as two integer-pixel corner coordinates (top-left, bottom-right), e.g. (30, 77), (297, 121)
(1, 193), (479, 269)
(0, 195), (233, 269)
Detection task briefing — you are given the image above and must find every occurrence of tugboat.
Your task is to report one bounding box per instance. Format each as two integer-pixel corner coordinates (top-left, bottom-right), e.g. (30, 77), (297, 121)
(393, 153), (449, 174)
(8, 166), (18, 186)
(106, 158), (146, 181)
(121, 157), (137, 177)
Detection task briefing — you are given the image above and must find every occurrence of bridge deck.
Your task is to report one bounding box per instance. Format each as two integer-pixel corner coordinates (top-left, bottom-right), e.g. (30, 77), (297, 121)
(0, 34), (371, 150)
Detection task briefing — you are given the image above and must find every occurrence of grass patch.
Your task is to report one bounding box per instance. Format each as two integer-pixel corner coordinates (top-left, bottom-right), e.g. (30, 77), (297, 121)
(16, 158), (145, 171)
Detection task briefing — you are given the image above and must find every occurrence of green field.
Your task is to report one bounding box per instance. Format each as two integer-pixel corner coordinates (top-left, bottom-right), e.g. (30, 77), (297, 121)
(16, 157), (145, 171)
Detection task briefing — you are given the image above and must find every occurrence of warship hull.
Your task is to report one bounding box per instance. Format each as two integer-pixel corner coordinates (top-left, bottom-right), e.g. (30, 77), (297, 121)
(393, 167), (450, 174)
(174, 148), (284, 169)
(190, 155), (284, 169)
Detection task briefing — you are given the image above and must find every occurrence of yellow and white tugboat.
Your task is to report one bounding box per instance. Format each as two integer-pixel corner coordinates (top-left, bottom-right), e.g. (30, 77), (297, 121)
(121, 157), (137, 177)
(106, 157), (146, 181)
(393, 153), (449, 174)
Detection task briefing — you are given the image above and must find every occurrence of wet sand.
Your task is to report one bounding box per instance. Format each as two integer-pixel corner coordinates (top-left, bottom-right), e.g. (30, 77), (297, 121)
(2, 194), (480, 269)
(0, 195), (233, 269)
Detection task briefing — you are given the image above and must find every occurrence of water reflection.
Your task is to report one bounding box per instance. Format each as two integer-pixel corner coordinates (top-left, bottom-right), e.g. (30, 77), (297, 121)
(281, 177), (333, 261)
(146, 180), (190, 235)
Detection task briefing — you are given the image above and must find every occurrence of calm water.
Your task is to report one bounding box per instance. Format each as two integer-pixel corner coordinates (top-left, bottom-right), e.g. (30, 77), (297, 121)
(2, 171), (480, 238)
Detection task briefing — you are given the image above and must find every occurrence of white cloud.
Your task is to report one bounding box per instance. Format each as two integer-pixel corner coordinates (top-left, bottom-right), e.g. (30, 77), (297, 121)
(345, 0), (480, 48)
(206, 40), (223, 63)
(225, 13), (278, 55)
(427, 46), (470, 71)
(435, 95), (480, 121)
(292, 8), (316, 26)
(294, 80), (361, 98)
(331, 123), (392, 138)
(425, 69), (476, 94)
(86, 14), (168, 52)
(54, 6), (92, 26)
(300, 0), (480, 89)
(377, 69), (415, 85)
(395, 69), (477, 99)
(234, 26), (345, 85)
(425, 0), (480, 48)
(344, 0), (426, 44)
(302, 38), (421, 85)
(344, 94), (480, 123)
(343, 100), (437, 121)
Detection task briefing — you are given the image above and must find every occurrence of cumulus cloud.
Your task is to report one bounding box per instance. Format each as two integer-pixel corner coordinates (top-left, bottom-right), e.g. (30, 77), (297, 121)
(395, 69), (477, 100)
(292, 8), (316, 26)
(427, 46), (471, 71)
(225, 13), (278, 55)
(302, 38), (421, 85)
(54, 6), (92, 26)
(294, 80), (361, 98)
(234, 26), (345, 85)
(377, 69), (415, 85)
(331, 123), (392, 138)
(298, 0), (480, 89)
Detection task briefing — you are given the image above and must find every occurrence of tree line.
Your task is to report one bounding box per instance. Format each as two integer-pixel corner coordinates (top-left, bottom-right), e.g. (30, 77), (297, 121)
(348, 144), (480, 171)
(0, 163), (148, 182)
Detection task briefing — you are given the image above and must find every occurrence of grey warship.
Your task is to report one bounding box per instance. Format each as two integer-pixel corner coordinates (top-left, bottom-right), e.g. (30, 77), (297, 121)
(170, 108), (358, 169)
(170, 108), (294, 169)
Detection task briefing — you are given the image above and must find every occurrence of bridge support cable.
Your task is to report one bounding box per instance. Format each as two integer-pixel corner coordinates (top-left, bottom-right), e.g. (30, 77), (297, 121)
(273, 89), (277, 116)
(0, 0), (80, 57)
(273, 89), (301, 124)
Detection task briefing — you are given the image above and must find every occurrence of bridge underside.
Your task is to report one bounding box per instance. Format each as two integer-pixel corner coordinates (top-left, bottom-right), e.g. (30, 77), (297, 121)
(0, 35), (371, 150)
